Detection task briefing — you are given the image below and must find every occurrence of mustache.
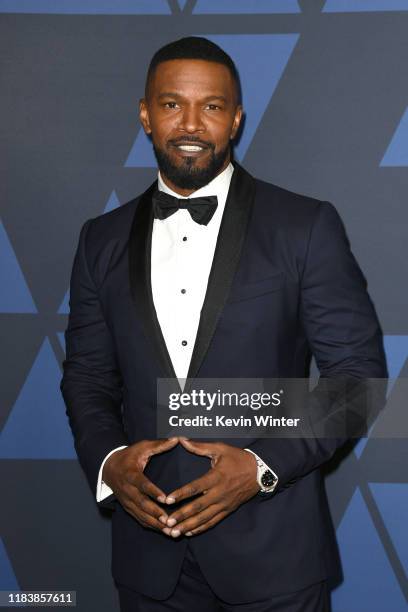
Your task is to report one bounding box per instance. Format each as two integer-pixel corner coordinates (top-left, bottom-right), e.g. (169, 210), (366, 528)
(168, 137), (215, 150)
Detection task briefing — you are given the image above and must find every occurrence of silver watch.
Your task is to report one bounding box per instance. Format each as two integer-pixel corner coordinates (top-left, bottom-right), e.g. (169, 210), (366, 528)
(244, 449), (279, 494)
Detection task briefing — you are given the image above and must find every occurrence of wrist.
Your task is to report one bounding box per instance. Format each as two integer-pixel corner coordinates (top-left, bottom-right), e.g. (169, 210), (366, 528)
(244, 449), (260, 491)
(103, 449), (124, 488)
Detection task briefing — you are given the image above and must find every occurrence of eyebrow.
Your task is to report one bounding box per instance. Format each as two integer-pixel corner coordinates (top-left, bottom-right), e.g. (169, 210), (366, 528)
(157, 92), (228, 103)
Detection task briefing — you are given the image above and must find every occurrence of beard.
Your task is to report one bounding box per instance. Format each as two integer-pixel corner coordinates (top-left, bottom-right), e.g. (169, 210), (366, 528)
(152, 139), (231, 190)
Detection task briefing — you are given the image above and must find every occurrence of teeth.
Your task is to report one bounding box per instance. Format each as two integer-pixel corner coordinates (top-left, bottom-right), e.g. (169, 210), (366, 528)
(177, 145), (204, 151)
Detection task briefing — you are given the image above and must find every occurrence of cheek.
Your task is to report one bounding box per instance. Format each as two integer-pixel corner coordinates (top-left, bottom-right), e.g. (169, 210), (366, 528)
(214, 133), (233, 151)
(210, 120), (235, 144)
(150, 115), (175, 139)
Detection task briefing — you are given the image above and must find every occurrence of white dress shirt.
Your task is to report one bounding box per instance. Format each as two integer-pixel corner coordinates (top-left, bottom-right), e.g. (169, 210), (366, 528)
(96, 163), (275, 501)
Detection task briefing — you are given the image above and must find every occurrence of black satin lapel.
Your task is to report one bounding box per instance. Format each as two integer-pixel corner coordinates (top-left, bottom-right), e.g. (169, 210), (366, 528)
(185, 162), (256, 388)
(128, 180), (179, 387)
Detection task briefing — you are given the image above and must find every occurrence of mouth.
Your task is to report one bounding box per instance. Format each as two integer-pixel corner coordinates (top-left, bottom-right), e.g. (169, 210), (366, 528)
(170, 141), (211, 157)
(176, 144), (206, 152)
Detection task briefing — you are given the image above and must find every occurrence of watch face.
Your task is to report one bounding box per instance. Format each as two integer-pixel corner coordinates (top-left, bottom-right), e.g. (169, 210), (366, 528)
(261, 470), (277, 488)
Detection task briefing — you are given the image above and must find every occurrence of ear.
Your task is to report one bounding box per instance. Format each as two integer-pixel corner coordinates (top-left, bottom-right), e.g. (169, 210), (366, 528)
(139, 98), (152, 135)
(230, 105), (243, 140)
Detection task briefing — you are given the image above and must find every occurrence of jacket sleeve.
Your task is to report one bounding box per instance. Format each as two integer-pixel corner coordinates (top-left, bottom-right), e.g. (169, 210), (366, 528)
(245, 201), (387, 493)
(60, 219), (129, 508)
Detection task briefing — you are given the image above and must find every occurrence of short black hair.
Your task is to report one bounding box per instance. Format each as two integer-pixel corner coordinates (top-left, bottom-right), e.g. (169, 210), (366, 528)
(145, 36), (241, 104)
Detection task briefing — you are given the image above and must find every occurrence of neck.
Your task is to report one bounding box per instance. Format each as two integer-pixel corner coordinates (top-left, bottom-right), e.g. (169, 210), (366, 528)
(160, 157), (231, 197)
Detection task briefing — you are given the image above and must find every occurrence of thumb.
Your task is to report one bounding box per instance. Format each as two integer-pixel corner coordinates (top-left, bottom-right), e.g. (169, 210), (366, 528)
(179, 438), (217, 459)
(149, 437), (179, 456)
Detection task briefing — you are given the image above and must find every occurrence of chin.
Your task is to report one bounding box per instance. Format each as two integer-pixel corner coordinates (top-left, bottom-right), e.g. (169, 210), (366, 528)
(153, 143), (230, 190)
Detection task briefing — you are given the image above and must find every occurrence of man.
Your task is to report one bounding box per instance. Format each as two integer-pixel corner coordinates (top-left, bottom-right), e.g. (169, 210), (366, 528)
(60, 37), (386, 611)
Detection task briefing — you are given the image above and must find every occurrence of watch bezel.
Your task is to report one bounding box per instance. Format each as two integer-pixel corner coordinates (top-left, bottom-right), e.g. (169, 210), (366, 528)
(260, 469), (277, 489)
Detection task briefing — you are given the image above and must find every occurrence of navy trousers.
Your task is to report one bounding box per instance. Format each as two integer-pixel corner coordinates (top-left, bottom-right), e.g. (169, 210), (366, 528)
(116, 544), (331, 612)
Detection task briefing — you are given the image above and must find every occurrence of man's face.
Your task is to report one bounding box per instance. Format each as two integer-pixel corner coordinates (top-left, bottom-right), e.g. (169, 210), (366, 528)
(139, 59), (242, 194)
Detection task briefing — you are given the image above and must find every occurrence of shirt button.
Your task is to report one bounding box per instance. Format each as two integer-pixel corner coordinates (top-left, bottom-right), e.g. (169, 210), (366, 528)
(181, 288), (186, 294)
(182, 236), (187, 241)
(181, 340), (188, 346)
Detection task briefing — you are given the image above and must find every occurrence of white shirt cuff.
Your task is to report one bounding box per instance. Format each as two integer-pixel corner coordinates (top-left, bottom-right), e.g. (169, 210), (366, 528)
(96, 446), (128, 502)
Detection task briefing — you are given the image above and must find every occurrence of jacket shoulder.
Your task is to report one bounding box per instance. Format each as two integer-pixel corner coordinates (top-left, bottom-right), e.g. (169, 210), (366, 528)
(85, 196), (140, 243)
(254, 176), (330, 222)
(75, 195), (143, 289)
(253, 177), (346, 248)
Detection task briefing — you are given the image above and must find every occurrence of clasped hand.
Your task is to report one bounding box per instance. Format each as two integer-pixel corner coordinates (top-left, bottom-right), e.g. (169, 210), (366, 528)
(102, 437), (260, 538)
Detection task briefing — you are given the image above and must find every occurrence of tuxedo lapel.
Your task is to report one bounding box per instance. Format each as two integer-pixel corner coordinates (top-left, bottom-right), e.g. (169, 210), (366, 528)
(128, 179), (179, 385)
(127, 162), (256, 391)
(185, 162), (256, 387)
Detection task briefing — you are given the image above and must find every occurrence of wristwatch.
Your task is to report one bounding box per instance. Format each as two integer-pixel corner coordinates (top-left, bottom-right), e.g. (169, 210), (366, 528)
(244, 449), (279, 494)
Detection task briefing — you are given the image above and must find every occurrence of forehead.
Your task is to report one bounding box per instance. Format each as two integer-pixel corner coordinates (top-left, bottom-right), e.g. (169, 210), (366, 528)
(149, 59), (235, 98)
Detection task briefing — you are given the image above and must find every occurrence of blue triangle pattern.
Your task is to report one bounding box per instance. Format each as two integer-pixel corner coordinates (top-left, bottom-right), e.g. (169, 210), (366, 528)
(177, 0), (189, 9)
(332, 488), (407, 611)
(324, 0), (408, 11)
(383, 335), (408, 380)
(381, 107), (408, 166)
(103, 190), (120, 213)
(58, 289), (70, 314)
(125, 35), (299, 166)
(354, 334), (408, 458)
(0, 0), (171, 14)
(194, 0), (300, 13)
(125, 130), (156, 168)
(0, 538), (19, 590)
(0, 220), (37, 313)
(57, 332), (66, 352)
(369, 484), (408, 576)
(353, 428), (371, 459)
(0, 337), (76, 459)
(206, 35), (299, 161)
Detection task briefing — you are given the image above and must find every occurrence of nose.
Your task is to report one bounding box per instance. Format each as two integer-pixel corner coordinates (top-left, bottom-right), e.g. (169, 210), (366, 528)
(178, 105), (205, 134)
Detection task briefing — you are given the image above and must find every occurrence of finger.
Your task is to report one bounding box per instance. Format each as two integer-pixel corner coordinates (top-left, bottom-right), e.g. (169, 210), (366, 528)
(125, 488), (169, 524)
(138, 474), (169, 504)
(137, 493), (169, 525)
(178, 438), (219, 459)
(165, 470), (219, 505)
(165, 488), (221, 527)
(119, 484), (168, 524)
(149, 437), (179, 456)
(125, 472), (168, 503)
(183, 511), (229, 537)
(125, 499), (167, 531)
(122, 484), (169, 523)
(170, 504), (223, 536)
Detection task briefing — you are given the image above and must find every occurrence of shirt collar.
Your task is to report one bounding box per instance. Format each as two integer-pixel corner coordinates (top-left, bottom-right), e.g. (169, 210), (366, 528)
(157, 162), (234, 202)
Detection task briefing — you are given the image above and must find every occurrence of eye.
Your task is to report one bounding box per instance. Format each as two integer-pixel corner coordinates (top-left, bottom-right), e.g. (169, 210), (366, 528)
(164, 101), (178, 109)
(206, 104), (221, 111)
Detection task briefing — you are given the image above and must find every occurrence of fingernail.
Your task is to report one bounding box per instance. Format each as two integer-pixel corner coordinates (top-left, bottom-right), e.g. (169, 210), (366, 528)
(163, 527), (171, 535)
(159, 515), (168, 524)
(166, 518), (177, 527)
(171, 529), (181, 537)
(157, 495), (166, 503)
(185, 531), (193, 536)
(166, 496), (176, 504)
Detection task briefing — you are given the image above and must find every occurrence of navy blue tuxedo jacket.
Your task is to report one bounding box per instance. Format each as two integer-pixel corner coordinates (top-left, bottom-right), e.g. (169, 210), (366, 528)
(60, 162), (386, 603)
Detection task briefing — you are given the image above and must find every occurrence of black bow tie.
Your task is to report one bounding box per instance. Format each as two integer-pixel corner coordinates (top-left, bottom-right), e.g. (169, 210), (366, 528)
(152, 190), (218, 226)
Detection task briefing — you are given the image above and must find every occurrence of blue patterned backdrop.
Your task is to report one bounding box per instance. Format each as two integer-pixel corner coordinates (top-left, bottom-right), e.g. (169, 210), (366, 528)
(1, 1), (407, 610)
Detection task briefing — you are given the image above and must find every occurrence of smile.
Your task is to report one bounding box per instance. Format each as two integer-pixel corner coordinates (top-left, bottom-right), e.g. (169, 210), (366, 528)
(176, 145), (206, 151)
